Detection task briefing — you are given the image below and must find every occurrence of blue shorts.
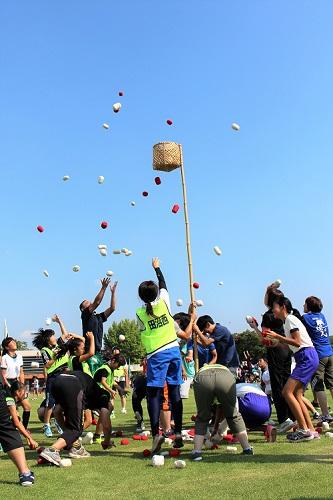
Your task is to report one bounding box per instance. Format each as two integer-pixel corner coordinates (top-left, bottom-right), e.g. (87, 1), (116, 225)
(238, 393), (271, 428)
(146, 347), (182, 387)
(291, 347), (319, 387)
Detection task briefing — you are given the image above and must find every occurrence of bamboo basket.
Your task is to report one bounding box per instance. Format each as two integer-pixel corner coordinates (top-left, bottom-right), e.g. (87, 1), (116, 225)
(153, 142), (183, 172)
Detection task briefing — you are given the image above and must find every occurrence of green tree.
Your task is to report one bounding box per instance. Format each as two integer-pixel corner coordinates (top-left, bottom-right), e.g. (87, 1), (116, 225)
(234, 329), (266, 361)
(16, 340), (28, 351)
(104, 319), (145, 363)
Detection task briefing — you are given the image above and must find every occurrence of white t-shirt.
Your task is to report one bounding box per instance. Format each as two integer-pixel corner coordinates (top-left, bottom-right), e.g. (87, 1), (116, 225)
(284, 314), (314, 354)
(1, 353), (23, 379)
(236, 383), (266, 398)
(261, 369), (271, 395)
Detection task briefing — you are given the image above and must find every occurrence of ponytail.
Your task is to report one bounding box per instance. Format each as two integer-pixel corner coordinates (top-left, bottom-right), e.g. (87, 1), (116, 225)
(146, 302), (155, 317)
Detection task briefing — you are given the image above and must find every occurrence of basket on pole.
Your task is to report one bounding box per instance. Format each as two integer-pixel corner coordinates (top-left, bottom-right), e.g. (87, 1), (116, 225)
(153, 141), (199, 373)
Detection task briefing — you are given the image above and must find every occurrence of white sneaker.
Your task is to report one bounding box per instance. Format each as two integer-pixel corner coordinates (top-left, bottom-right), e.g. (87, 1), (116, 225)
(68, 446), (91, 459)
(277, 418), (295, 434)
(121, 408), (127, 414)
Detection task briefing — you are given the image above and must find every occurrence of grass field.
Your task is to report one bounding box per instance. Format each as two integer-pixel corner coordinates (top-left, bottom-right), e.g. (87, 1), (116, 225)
(1, 393), (333, 500)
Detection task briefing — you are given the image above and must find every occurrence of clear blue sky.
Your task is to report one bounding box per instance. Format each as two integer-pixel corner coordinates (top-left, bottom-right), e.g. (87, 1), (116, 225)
(1, 1), (333, 344)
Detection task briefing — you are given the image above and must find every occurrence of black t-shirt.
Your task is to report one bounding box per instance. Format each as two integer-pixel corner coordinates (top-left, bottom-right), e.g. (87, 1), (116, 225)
(81, 309), (107, 352)
(93, 368), (109, 383)
(72, 371), (110, 410)
(72, 356), (83, 372)
(261, 309), (285, 336)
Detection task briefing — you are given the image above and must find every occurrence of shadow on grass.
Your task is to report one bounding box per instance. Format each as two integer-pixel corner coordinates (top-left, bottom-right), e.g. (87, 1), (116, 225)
(0, 480), (19, 485)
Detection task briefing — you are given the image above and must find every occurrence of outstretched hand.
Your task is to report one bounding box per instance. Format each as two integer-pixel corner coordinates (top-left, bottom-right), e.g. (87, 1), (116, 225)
(110, 281), (118, 294)
(152, 257), (160, 269)
(101, 277), (111, 289)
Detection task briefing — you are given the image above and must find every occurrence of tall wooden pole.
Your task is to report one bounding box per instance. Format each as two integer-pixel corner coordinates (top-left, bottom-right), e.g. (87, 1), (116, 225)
(179, 148), (199, 373)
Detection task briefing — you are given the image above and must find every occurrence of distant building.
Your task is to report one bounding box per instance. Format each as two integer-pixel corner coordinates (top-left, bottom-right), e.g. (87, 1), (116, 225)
(18, 350), (45, 382)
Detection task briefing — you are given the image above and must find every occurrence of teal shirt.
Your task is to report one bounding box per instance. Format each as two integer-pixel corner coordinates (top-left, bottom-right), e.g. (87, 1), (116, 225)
(181, 342), (195, 378)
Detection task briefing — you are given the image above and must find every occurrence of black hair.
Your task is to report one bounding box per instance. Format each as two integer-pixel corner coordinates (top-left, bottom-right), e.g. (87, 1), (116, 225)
(138, 280), (159, 318)
(305, 296), (323, 313)
(10, 380), (25, 396)
(68, 338), (84, 355)
(266, 289), (284, 309)
(272, 296), (303, 322)
(1, 337), (15, 356)
(197, 315), (214, 332)
(173, 312), (191, 331)
(110, 354), (126, 367)
(32, 329), (56, 350)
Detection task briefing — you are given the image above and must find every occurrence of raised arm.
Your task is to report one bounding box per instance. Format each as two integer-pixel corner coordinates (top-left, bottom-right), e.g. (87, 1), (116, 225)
(103, 282), (118, 319)
(152, 258), (167, 290)
(52, 314), (69, 341)
(193, 324), (215, 346)
(90, 278), (111, 312)
(79, 332), (95, 363)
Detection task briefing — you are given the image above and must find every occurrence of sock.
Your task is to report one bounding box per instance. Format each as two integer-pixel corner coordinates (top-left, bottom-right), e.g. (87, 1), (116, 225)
(22, 411), (30, 429)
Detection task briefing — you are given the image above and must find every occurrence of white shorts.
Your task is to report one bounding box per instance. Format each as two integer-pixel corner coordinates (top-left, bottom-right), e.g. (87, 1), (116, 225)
(180, 378), (193, 399)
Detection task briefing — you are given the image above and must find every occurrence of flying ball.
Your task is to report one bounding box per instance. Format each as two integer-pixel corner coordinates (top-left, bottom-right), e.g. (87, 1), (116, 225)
(218, 281), (224, 286)
(213, 246), (222, 256)
(31, 361), (39, 368)
(176, 299), (183, 307)
(273, 279), (282, 288)
(119, 334), (125, 342)
(131, 201), (136, 206)
(113, 250), (121, 255)
(99, 248), (107, 257)
(102, 123), (110, 130)
(125, 250), (133, 256)
(98, 176), (105, 184)
(155, 176), (161, 185)
(196, 299), (204, 307)
(121, 248), (128, 254)
(101, 221), (108, 229)
(106, 270), (114, 277)
(72, 265), (80, 272)
(231, 122), (240, 131)
(62, 175), (70, 181)
(45, 318), (52, 326)
(112, 102), (122, 113)
(172, 204), (180, 214)
(98, 244), (107, 250)
(166, 119), (173, 125)
(142, 191), (148, 197)
(37, 225), (44, 233)
(118, 90), (124, 97)
(43, 270), (49, 278)
(193, 282), (200, 289)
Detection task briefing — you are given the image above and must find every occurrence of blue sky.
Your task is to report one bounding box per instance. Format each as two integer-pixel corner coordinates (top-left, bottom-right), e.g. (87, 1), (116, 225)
(1, 1), (333, 344)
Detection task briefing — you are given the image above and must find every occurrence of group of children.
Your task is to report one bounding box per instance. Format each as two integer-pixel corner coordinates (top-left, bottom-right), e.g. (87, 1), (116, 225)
(0, 259), (332, 485)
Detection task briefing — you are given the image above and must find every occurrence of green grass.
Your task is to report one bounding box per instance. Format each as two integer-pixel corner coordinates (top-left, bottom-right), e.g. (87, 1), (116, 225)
(1, 393), (333, 499)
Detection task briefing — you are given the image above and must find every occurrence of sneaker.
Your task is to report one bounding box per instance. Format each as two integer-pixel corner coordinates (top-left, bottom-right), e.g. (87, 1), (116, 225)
(312, 412), (320, 420)
(287, 429), (314, 442)
(173, 434), (184, 449)
(53, 419), (63, 435)
(319, 415), (333, 423)
(135, 412), (145, 432)
(277, 418), (295, 434)
(151, 435), (165, 455)
(68, 446), (91, 459)
(242, 447), (254, 455)
(19, 471), (35, 487)
(43, 424), (53, 438)
(93, 434), (102, 444)
(40, 448), (61, 466)
(121, 408), (127, 415)
(191, 451), (203, 461)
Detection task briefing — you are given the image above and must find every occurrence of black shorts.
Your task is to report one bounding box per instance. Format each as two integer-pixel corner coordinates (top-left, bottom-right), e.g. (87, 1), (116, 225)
(117, 380), (126, 396)
(0, 386), (23, 453)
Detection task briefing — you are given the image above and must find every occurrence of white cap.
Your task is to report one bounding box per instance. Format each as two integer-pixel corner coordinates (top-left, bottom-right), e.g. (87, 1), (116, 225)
(213, 246), (222, 256)
(231, 122), (240, 131)
(98, 176), (105, 184)
(73, 265), (80, 272)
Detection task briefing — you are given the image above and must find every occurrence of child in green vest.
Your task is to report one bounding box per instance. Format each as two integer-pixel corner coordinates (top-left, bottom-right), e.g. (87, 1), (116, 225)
(136, 258), (196, 454)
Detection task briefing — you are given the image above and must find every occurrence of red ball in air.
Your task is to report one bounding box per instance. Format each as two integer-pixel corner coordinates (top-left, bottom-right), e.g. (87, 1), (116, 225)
(118, 91), (124, 97)
(166, 119), (173, 125)
(154, 176), (161, 185)
(143, 449), (151, 457)
(169, 449), (180, 457)
(132, 435), (141, 441)
(172, 204), (180, 214)
(193, 282), (200, 289)
(140, 435), (148, 441)
(120, 439), (130, 445)
(142, 191), (149, 197)
(37, 225), (44, 233)
(101, 221), (108, 229)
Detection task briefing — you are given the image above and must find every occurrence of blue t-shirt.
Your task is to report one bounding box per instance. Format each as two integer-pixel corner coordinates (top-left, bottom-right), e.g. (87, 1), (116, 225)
(187, 339), (216, 368)
(210, 323), (239, 368)
(302, 313), (333, 359)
